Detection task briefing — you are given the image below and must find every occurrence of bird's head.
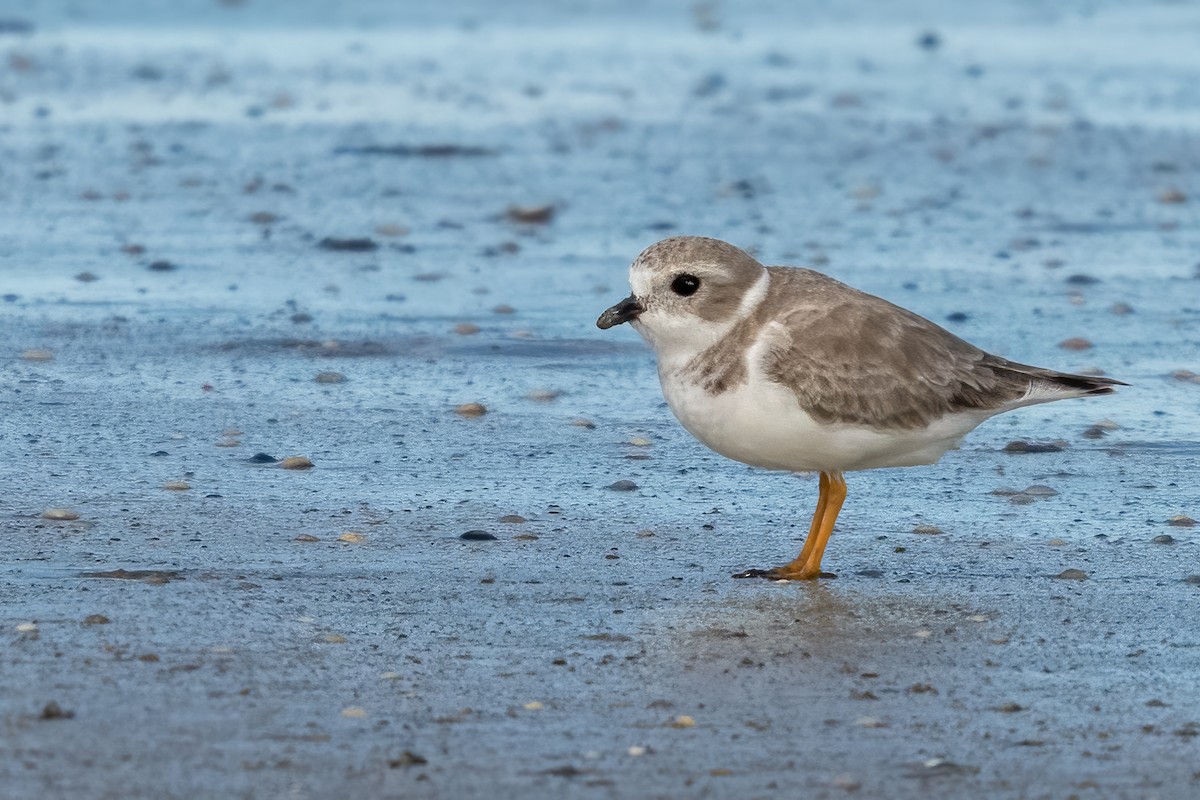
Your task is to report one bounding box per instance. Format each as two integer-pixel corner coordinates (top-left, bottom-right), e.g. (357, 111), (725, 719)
(596, 236), (768, 356)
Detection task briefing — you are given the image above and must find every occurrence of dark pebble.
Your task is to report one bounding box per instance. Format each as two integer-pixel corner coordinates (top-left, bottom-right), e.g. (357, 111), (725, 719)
(388, 751), (428, 768)
(148, 260), (177, 272)
(318, 237), (378, 252)
(460, 530), (498, 541)
(1066, 274), (1101, 285)
(608, 480), (639, 491)
(249, 452), (278, 463)
(1081, 425), (1108, 439)
(150, 450), (170, 457)
(1004, 440), (1066, 453)
(40, 702), (74, 720)
(1152, 534), (1175, 545)
(917, 31), (941, 50)
(1183, 575), (1200, 585)
(335, 144), (495, 158)
(946, 312), (969, 323)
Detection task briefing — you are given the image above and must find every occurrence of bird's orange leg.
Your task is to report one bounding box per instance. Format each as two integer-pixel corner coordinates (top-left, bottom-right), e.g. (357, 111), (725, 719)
(733, 471), (846, 580)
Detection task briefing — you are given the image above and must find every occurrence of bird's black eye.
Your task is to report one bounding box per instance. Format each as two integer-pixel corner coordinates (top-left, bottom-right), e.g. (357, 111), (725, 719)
(671, 274), (701, 297)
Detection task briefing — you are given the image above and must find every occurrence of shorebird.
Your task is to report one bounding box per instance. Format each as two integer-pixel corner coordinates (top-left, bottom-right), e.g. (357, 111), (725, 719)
(597, 236), (1124, 579)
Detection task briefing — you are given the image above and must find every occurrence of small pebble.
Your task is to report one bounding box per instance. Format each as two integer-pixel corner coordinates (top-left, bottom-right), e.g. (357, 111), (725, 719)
(453, 323), (481, 335)
(318, 237), (378, 252)
(527, 389), (563, 403)
(279, 456), (314, 470)
(1009, 493), (1036, 505)
(1054, 568), (1088, 580)
(1152, 534), (1175, 545)
(1170, 370), (1200, 384)
(1109, 302), (1134, 315)
(83, 614), (110, 625)
(40, 702), (74, 721)
(608, 480), (639, 491)
(75, 271), (100, 283)
(572, 418), (596, 429)
(1058, 337), (1093, 351)
(294, 534), (320, 542)
(248, 452), (278, 463)
(460, 530), (498, 541)
(669, 715), (696, 728)
(41, 508), (80, 521)
(1167, 515), (1196, 527)
(855, 717), (887, 728)
(629, 437), (652, 447)
(498, 515), (527, 524)
(627, 746), (647, 757)
(455, 403), (488, 418)
(523, 701), (544, 711)
(506, 204), (556, 224)
(341, 707), (367, 718)
(912, 525), (943, 535)
(388, 751), (427, 768)
(338, 532), (365, 543)
(996, 702), (1025, 713)
(163, 481), (191, 491)
(21, 348), (54, 362)
(148, 260), (177, 272)
(314, 371), (346, 384)
(493, 304), (516, 314)
(1023, 485), (1059, 497)
(1183, 575), (1200, 585)
(1158, 187), (1188, 204)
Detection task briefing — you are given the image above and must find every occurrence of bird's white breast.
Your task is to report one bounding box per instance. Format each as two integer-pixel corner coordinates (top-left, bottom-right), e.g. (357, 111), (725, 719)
(657, 324), (990, 472)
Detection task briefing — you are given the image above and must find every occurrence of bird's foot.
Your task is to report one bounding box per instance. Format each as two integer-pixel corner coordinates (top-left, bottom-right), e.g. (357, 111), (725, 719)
(732, 566), (836, 581)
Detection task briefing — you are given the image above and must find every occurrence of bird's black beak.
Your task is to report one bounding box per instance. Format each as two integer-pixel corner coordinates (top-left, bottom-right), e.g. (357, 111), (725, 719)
(596, 295), (644, 329)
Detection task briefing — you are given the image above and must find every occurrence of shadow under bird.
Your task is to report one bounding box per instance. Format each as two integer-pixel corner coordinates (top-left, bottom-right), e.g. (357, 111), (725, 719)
(597, 236), (1125, 580)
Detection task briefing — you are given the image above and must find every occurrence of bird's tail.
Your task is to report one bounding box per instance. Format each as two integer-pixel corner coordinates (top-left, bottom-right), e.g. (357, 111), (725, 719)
(995, 359), (1128, 403)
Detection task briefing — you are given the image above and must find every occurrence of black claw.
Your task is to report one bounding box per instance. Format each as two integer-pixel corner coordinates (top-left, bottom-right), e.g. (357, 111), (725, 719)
(732, 568), (781, 580)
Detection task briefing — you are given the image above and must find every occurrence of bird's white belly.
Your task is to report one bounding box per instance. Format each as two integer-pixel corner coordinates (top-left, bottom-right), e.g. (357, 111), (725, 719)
(659, 367), (989, 473)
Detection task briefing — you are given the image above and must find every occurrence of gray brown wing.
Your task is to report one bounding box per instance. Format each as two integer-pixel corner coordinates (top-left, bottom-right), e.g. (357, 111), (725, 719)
(760, 282), (1032, 430)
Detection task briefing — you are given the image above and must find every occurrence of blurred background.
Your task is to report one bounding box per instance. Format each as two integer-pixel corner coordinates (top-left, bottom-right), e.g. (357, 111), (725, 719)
(2, 2), (1199, 798)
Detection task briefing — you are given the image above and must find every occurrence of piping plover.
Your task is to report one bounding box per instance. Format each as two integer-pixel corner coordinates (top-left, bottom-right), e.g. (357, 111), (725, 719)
(597, 236), (1124, 580)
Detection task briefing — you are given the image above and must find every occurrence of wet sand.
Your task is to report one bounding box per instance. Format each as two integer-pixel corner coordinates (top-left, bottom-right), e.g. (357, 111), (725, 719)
(2, 1), (1199, 798)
